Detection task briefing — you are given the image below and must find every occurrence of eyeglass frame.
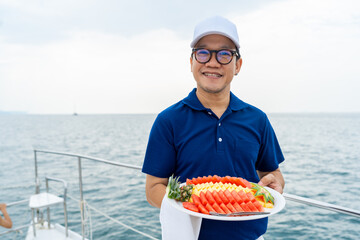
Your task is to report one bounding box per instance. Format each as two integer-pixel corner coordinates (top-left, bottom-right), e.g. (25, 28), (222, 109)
(191, 48), (241, 65)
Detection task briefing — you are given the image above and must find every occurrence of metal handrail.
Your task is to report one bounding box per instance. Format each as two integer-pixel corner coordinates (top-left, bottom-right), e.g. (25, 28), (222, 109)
(34, 149), (142, 170)
(3, 149), (359, 239)
(0, 225), (30, 236)
(33, 149), (360, 219)
(0, 200), (30, 237)
(6, 199), (28, 207)
(33, 149), (144, 240)
(45, 176), (69, 237)
(283, 193), (360, 218)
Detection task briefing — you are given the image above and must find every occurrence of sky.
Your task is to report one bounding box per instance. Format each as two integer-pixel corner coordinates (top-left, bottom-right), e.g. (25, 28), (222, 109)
(0, 0), (359, 114)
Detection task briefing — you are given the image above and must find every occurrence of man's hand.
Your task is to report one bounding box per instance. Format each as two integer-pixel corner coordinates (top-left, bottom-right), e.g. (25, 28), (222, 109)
(257, 168), (285, 194)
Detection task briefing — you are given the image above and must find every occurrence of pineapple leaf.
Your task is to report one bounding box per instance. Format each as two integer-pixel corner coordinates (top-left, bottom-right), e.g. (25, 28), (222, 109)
(167, 175), (182, 200)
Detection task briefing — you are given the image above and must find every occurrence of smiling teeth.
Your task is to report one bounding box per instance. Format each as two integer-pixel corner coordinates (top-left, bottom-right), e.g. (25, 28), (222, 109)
(204, 73), (222, 77)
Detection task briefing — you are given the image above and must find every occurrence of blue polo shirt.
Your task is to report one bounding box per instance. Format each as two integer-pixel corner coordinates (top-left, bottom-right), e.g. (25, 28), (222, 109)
(142, 88), (284, 240)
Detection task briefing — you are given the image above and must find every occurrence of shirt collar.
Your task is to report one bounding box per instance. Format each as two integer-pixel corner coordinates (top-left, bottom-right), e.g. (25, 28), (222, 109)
(182, 88), (248, 112)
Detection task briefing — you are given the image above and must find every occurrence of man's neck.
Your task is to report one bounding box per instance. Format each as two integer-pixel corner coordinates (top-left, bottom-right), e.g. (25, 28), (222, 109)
(196, 88), (230, 119)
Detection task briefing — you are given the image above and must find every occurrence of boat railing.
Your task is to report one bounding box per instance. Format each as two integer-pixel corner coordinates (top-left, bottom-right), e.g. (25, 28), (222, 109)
(32, 149), (157, 240)
(0, 200), (30, 237)
(1, 149), (360, 239)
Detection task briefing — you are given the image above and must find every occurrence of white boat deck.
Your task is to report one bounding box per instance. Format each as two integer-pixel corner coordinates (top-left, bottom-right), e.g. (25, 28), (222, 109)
(25, 222), (87, 240)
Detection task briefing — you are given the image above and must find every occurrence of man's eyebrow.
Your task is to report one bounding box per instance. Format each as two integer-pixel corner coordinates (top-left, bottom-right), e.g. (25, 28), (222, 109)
(196, 44), (207, 48)
(195, 44), (234, 49)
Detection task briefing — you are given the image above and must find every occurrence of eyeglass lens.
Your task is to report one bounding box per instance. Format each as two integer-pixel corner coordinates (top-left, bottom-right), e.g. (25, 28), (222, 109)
(195, 49), (233, 64)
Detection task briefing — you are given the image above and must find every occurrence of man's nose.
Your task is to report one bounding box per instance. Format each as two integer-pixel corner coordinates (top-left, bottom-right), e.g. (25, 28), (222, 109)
(205, 52), (221, 67)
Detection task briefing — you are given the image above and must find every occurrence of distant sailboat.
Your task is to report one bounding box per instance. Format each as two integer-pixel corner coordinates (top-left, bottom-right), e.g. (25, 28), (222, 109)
(73, 102), (78, 116)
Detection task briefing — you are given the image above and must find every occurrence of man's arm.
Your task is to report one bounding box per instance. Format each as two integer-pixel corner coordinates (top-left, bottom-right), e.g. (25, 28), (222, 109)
(145, 174), (169, 208)
(0, 204), (12, 229)
(257, 168), (285, 193)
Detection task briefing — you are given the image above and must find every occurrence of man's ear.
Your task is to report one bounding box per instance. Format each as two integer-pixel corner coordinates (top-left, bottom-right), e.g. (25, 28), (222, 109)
(235, 58), (243, 75)
(190, 57), (193, 72)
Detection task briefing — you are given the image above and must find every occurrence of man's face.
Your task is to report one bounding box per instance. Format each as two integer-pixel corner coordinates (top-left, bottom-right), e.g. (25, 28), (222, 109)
(190, 34), (242, 95)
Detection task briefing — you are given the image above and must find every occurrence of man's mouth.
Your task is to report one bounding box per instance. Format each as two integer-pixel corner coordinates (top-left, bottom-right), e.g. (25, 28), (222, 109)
(203, 72), (223, 78)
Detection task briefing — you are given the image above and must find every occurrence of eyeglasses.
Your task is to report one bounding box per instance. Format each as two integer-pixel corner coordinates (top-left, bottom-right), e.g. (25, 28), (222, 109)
(192, 48), (240, 65)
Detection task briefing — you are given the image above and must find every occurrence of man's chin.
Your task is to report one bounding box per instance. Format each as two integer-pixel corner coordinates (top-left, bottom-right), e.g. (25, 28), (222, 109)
(199, 85), (228, 94)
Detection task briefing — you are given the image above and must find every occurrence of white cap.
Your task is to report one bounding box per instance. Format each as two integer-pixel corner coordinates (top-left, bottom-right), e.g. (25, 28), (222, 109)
(190, 16), (240, 49)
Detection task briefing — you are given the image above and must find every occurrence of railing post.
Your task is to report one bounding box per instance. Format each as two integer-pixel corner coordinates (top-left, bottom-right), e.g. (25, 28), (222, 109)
(34, 150), (40, 194)
(34, 150), (41, 224)
(78, 157), (85, 240)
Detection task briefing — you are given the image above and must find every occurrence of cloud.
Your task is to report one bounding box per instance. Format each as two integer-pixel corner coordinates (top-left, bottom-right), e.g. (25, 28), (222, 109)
(229, 0), (360, 112)
(0, 0), (359, 113)
(0, 29), (194, 113)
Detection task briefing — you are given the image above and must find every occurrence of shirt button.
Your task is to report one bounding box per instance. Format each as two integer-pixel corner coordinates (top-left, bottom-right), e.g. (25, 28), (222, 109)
(218, 123), (221, 127)
(218, 138), (223, 142)
(208, 112), (212, 115)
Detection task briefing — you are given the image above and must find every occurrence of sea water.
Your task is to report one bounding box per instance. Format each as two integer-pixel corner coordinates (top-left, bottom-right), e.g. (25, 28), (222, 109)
(0, 113), (359, 239)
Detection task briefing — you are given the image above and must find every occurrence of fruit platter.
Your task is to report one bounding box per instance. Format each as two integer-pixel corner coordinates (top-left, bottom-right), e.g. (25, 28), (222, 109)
(165, 175), (285, 221)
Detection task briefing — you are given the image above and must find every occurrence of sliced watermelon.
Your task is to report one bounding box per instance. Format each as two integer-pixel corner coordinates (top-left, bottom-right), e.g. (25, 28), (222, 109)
(233, 202), (243, 212)
(199, 192), (209, 206)
(246, 192), (256, 202)
(205, 203), (216, 213)
(240, 202), (251, 212)
(205, 191), (216, 205)
(247, 202), (259, 212)
(192, 194), (201, 206)
(239, 178), (252, 189)
(218, 190), (229, 204)
(231, 190), (242, 204)
(252, 200), (264, 212)
(197, 203), (210, 214)
(224, 189), (236, 204)
(212, 202), (225, 214)
(238, 190), (250, 203)
(211, 191), (222, 205)
(226, 203), (237, 213)
(183, 202), (199, 212)
(220, 203), (231, 214)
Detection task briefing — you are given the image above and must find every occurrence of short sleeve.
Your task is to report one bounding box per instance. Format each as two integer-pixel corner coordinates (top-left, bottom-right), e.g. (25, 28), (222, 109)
(255, 115), (285, 172)
(142, 113), (177, 178)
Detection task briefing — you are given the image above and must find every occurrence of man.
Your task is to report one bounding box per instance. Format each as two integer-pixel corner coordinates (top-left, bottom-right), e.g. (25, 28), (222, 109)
(0, 203), (12, 229)
(142, 16), (285, 240)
